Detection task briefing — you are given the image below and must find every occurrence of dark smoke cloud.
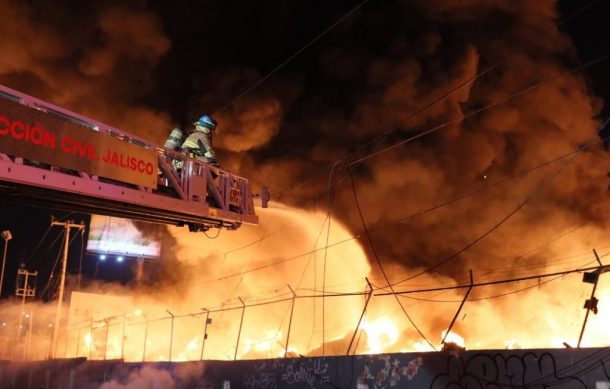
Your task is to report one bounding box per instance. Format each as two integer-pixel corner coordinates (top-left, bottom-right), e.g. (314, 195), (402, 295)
(223, 0), (608, 282)
(0, 0), (172, 143)
(0, 0), (607, 347)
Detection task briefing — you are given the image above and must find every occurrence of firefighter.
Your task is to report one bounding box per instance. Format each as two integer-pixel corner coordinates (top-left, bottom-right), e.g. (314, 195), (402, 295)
(180, 114), (219, 167)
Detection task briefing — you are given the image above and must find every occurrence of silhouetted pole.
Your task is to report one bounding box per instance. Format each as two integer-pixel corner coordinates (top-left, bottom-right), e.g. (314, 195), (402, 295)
(88, 317), (93, 359)
(25, 309), (33, 360)
(142, 315), (149, 362)
(442, 270), (473, 347)
(200, 308), (211, 361)
(166, 310), (175, 361)
(578, 249), (609, 347)
(347, 278), (373, 355)
(0, 230), (12, 297)
(234, 297), (245, 361)
(76, 327), (82, 357)
(103, 319), (110, 360)
(50, 220), (84, 359)
(284, 285), (297, 358)
(121, 314), (126, 360)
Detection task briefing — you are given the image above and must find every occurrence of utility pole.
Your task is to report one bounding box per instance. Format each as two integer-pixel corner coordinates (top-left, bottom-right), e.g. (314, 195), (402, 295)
(577, 249), (609, 348)
(49, 219), (84, 359)
(15, 266), (37, 360)
(0, 230), (12, 297)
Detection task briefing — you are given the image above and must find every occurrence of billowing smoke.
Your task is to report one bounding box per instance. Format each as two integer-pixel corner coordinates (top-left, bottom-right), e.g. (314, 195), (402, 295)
(0, 0), (608, 356)
(0, 0), (173, 142)
(225, 0), (608, 282)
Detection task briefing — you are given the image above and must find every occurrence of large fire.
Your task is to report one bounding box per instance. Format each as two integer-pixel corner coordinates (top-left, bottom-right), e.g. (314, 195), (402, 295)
(1, 204), (609, 362)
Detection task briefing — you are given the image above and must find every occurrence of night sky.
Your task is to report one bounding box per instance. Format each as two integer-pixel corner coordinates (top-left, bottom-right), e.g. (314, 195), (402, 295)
(0, 0), (609, 300)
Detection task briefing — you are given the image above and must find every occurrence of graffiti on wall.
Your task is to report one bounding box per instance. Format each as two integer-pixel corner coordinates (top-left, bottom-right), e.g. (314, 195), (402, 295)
(357, 355), (424, 387)
(242, 358), (330, 389)
(429, 351), (599, 389)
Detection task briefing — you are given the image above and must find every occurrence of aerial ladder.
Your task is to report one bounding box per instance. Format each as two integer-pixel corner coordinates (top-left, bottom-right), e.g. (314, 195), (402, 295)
(0, 84), (264, 232)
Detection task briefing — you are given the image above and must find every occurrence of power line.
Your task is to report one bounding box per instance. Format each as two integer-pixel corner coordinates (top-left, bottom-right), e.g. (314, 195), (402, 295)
(348, 53), (610, 166)
(270, 0), (604, 200)
(392, 161), (570, 286)
(216, 0), (369, 114)
(376, 261), (607, 297)
(23, 225), (52, 266)
(190, 135), (608, 287)
(265, 48), (610, 247)
(371, 228), (605, 291)
(388, 119), (609, 286)
(348, 168), (436, 350)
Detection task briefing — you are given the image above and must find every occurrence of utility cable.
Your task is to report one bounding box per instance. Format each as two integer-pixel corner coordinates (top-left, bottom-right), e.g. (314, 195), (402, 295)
(187, 135), (608, 287)
(371, 227), (604, 293)
(377, 260), (607, 297)
(270, 0), (603, 200)
(23, 225), (52, 266)
(349, 168), (436, 350)
(267, 49), (610, 237)
(322, 160), (341, 355)
(216, 0), (369, 114)
(37, 229), (80, 300)
(389, 119), (609, 287)
(344, 0), (602, 165)
(348, 52), (610, 166)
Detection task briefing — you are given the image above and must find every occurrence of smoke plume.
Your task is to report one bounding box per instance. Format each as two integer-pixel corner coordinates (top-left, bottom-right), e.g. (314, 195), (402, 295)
(0, 0), (608, 355)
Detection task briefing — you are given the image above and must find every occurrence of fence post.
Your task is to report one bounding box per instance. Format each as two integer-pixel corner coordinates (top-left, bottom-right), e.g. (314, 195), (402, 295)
(441, 270), (474, 347)
(103, 318), (110, 360)
(347, 278), (373, 355)
(234, 297), (246, 361)
(200, 308), (211, 360)
(166, 310), (175, 361)
(285, 285), (297, 358)
(121, 314), (126, 360)
(76, 327), (82, 357)
(88, 317), (93, 359)
(142, 316), (149, 362)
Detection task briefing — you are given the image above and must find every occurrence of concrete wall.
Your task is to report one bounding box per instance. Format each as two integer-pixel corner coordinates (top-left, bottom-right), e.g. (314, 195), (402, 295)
(1, 347), (609, 388)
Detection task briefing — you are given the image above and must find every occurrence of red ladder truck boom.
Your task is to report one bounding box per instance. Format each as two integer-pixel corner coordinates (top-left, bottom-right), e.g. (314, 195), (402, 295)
(0, 84), (262, 232)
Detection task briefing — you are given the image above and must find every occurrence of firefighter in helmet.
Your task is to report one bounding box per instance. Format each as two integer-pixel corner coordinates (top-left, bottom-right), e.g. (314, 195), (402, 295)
(180, 114), (219, 167)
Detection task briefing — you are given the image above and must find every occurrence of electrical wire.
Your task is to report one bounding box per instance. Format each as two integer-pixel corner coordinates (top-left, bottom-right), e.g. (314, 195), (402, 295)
(270, 0), (603, 201)
(23, 225), (52, 266)
(185, 135), (608, 288)
(322, 160), (342, 355)
(348, 53), (610, 167)
(349, 168), (436, 350)
(37, 229), (80, 300)
(377, 259), (607, 297)
(389, 120), (609, 287)
(216, 0), (369, 114)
